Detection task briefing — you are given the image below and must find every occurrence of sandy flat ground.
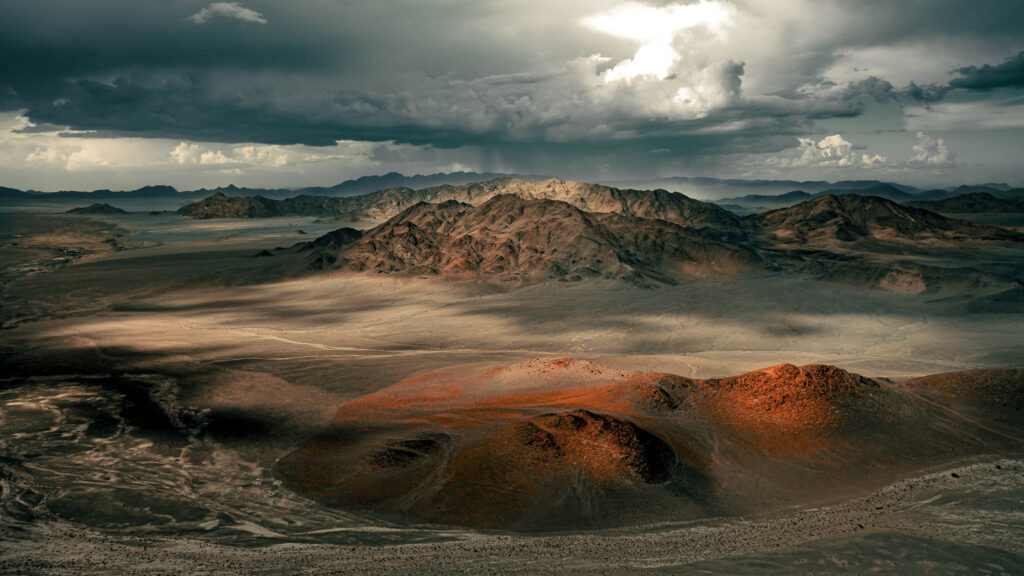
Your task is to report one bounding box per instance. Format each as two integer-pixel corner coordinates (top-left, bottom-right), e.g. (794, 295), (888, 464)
(2, 210), (1023, 573)
(2, 458), (1022, 575)
(3, 206), (1021, 387)
(17, 264), (1024, 382)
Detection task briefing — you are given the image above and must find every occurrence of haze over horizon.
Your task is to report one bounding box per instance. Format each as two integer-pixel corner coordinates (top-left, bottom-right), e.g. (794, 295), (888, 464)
(1, 0), (1023, 191)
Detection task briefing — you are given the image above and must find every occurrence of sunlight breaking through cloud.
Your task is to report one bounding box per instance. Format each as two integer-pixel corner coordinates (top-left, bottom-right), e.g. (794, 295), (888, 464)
(585, 1), (735, 83)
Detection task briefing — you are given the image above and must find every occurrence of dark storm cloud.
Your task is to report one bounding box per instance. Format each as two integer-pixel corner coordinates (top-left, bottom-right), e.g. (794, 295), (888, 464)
(843, 50), (1024, 110)
(21, 56), (819, 164)
(901, 82), (951, 104)
(1, 0), (1023, 175)
(782, 0), (1023, 59)
(949, 51), (1024, 91)
(0, 1), (626, 144)
(11, 122), (67, 134)
(0, 0), (617, 87)
(844, 77), (901, 103)
(843, 77), (947, 105)
(0, 2), (333, 85)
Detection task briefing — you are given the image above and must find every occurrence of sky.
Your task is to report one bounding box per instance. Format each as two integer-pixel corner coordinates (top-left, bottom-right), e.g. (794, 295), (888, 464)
(1, 0), (1023, 191)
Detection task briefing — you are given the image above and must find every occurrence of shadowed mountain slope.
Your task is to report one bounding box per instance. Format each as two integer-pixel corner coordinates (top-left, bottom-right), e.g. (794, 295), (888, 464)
(179, 177), (742, 231)
(716, 190), (814, 208)
(65, 203), (127, 215)
(290, 191), (1024, 291)
(739, 194), (1024, 296)
(417, 178), (742, 230)
(745, 194), (1022, 245)
(178, 192), (343, 218)
(300, 195), (761, 284)
(907, 191), (1024, 214)
(719, 184), (918, 211)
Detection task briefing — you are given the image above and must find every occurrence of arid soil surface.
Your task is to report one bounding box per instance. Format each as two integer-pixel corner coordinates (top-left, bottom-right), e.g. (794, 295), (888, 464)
(2, 204), (1022, 573)
(3, 459), (1022, 574)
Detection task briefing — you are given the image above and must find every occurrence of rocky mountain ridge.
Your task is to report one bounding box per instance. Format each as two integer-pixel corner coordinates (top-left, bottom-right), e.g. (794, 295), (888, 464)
(745, 194), (1020, 245)
(180, 177), (742, 231)
(292, 191), (1024, 289)
(300, 194), (761, 284)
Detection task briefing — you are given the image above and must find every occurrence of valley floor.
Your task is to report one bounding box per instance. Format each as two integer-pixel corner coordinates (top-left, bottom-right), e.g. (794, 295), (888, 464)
(3, 458), (1022, 575)
(2, 208), (1023, 573)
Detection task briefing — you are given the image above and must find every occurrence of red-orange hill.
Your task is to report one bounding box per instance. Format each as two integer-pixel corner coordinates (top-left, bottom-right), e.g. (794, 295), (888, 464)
(333, 360), (876, 450)
(277, 358), (1023, 530)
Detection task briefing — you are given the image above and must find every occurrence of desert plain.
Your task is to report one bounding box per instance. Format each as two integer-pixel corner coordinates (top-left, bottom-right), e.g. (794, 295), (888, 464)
(1, 185), (1023, 575)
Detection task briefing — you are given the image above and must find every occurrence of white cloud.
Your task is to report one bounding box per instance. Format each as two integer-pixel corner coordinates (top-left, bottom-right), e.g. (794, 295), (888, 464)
(585, 1), (734, 83)
(235, 145), (289, 167)
(909, 132), (955, 167)
(861, 153), (888, 168)
(25, 145), (69, 166)
(172, 143), (289, 167)
(672, 60), (744, 118)
(199, 150), (233, 165)
(171, 142), (200, 164)
(775, 134), (889, 169)
(380, 1), (747, 131)
(64, 146), (113, 171)
(24, 139), (156, 172)
(754, 131), (964, 177)
(188, 2), (267, 25)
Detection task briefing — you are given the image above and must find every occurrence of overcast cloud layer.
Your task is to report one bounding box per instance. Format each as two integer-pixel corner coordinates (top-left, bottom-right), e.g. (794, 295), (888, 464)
(1, 0), (1022, 190)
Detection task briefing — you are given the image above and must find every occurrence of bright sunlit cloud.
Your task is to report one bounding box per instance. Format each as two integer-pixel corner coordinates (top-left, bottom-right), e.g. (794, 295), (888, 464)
(764, 134), (890, 169)
(585, 1), (735, 83)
